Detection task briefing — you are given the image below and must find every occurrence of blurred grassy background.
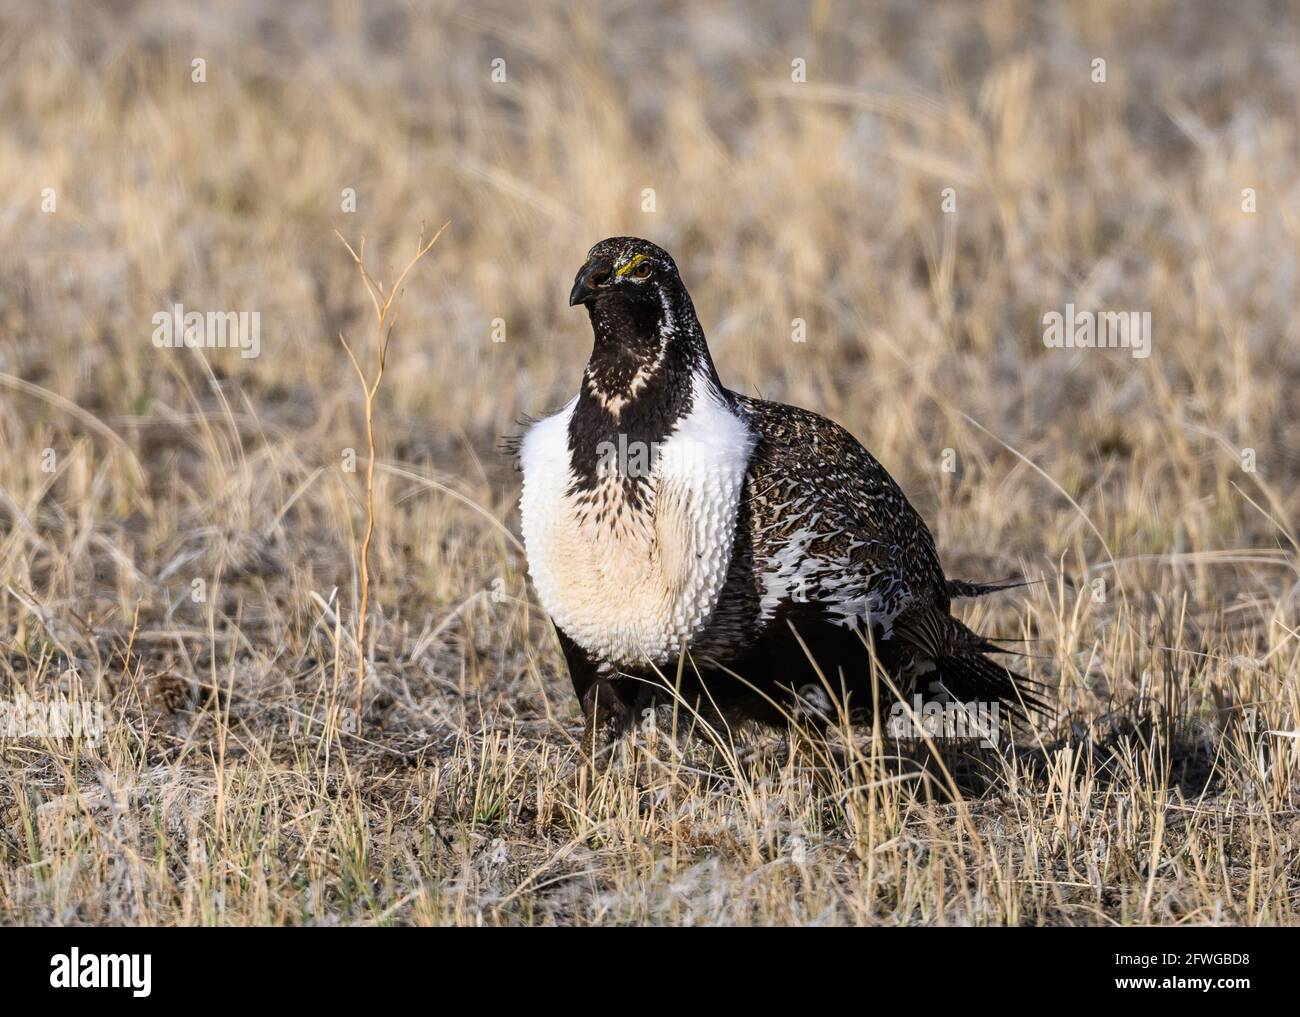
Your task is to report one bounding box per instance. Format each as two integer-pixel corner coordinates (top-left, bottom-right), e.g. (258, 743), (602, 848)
(1, 0), (1298, 925)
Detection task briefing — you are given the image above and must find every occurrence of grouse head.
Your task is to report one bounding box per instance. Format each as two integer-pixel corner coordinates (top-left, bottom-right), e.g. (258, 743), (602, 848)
(568, 237), (717, 418)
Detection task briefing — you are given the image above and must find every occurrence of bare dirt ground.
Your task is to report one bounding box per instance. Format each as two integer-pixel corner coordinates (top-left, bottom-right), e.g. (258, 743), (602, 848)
(1, 0), (1298, 925)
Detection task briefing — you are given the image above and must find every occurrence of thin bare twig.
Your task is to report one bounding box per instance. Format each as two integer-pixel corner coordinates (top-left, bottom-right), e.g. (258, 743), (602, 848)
(336, 222), (449, 731)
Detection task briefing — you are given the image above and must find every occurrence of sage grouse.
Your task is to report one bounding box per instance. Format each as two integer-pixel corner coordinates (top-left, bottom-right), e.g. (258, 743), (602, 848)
(519, 237), (1042, 743)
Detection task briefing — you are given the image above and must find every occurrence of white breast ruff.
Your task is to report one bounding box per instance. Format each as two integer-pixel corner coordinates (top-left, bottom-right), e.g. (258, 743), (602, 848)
(519, 377), (756, 668)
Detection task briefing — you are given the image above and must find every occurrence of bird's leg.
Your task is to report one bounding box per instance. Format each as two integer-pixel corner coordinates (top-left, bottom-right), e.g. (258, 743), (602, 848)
(580, 680), (632, 762)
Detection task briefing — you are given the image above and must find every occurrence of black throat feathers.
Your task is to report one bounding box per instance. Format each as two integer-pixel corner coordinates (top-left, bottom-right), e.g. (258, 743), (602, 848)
(567, 283), (724, 509)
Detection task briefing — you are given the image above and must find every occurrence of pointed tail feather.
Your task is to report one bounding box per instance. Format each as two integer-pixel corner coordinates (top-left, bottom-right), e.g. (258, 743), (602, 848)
(932, 651), (1052, 721)
(945, 576), (1037, 599)
(893, 610), (1052, 722)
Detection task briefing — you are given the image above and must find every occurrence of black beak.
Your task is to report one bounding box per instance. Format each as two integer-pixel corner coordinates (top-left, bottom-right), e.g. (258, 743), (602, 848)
(569, 261), (612, 307)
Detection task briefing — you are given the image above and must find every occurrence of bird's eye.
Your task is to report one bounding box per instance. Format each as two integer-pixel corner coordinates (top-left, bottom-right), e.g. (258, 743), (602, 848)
(632, 261), (653, 280)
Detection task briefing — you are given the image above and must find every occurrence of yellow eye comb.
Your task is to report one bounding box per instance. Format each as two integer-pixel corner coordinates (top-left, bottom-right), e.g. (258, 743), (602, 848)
(614, 253), (648, 277)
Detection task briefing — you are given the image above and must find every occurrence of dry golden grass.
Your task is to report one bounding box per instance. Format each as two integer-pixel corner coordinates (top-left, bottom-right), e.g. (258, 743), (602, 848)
(1, 0), (1298, 925)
